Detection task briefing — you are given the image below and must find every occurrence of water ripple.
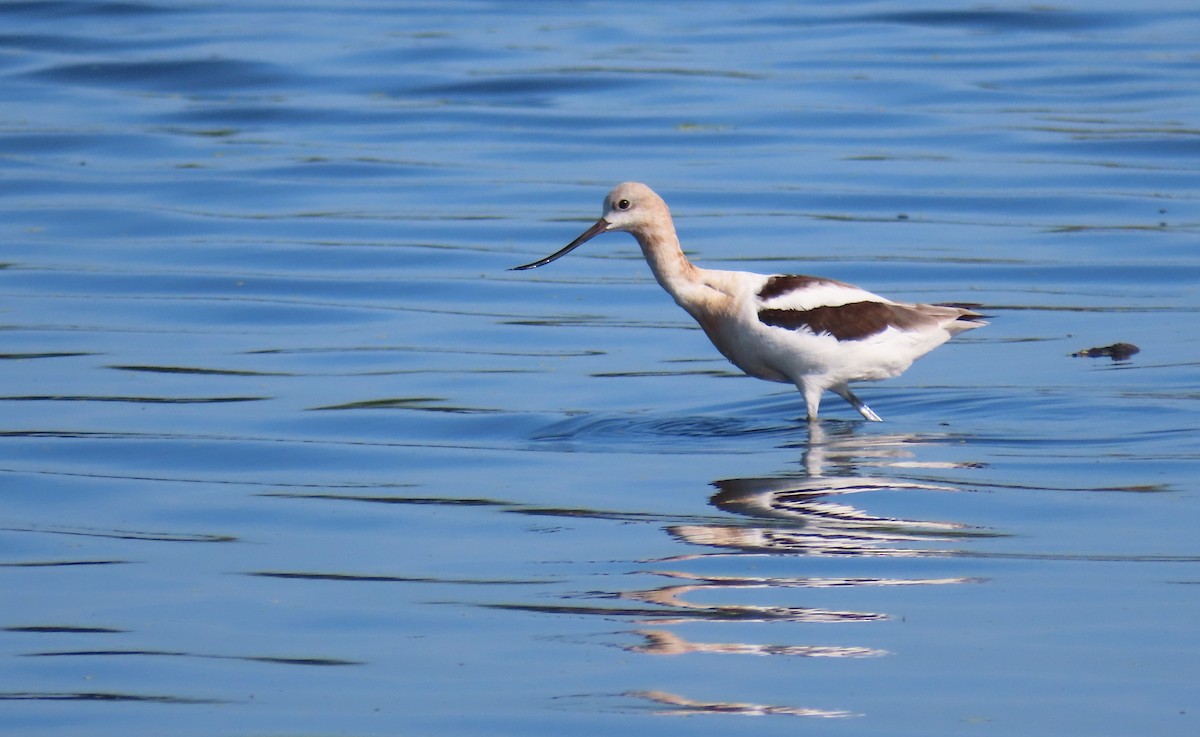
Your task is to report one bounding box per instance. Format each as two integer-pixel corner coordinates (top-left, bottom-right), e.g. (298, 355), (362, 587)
(2, 0), (1198, 732)
(530, 412), (799, 450)
(26, 58), (299, 93)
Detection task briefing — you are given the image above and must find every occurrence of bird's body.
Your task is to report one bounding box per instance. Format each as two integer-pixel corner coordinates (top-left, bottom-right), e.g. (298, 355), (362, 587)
(512, 182), (985, 422)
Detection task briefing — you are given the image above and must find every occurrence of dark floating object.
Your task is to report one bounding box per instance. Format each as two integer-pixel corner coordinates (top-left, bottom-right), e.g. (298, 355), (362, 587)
(1071, 342), (1140, 361)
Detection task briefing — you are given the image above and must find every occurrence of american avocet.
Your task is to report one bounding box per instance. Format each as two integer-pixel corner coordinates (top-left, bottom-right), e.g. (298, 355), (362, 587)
(511, 182), (985, 422)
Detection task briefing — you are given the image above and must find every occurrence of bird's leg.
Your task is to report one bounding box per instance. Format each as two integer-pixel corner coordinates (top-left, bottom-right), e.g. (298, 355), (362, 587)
(799, 381), (824, 423)
(832, 384), (883, 422)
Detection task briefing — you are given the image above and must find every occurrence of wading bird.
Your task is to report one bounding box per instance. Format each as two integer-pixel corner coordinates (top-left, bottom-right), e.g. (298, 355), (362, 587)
(511, 182), (984, 422)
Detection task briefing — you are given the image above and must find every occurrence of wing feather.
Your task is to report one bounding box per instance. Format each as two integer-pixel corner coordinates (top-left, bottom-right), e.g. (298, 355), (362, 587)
(755, 275), (984, 341)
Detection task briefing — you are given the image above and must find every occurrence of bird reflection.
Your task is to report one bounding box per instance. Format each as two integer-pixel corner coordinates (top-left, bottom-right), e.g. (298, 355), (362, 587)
(629, 689), (857, 718)
(601, 423), (989, 718)
(500, 422), (991, 718)
(669, 422), (988, 557)
(620, 578), (886, 624)
(628, 629), (885, 658)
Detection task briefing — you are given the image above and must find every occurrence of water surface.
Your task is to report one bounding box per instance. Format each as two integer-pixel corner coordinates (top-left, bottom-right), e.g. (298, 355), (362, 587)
(1, 1), (1198, 735)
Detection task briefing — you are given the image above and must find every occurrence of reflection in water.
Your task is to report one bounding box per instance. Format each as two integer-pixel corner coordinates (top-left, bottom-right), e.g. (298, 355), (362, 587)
(628, 629), (885, 658)
(260, 423), (991, 719)
(565, 423), (987, 717)
(642, 570), (982, 589)
(670, 423), (990, 558)
(621, 581), (886, 623)
(628, 689), (856, 718)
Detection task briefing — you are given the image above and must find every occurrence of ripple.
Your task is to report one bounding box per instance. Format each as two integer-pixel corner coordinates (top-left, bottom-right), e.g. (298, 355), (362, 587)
(310, 396), (503, 414)
(414, 73), (639, 103)
(0, 394), (266, 404)
(0, 33), (142, 53)
(4, 625), (125, 633)
(0, 352), (95, 360)
(26, 58), (298, 93)
(0, 691), (224, 704)
(530, 411), (800, 451)
(860, 8), (1123, 33)
(249, 571), (549, 585)
(0, 1), (176, 19)
(2, 526), (236, 543)
(109, 363), (292, 377)
(23, 649), (362, 667)
(0, 560), (128, 568)
(2, 0), (1197, 731)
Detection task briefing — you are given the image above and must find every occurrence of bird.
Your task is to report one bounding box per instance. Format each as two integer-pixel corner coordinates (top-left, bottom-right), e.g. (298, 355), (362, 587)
(510, 182), (985, 422)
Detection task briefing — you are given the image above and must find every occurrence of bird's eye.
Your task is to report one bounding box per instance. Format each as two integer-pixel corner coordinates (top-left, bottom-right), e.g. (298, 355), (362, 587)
(616, 199), (631, 210)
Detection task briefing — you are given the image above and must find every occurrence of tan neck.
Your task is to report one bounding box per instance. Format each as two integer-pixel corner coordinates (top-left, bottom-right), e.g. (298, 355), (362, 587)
(631, 222), (699, 300)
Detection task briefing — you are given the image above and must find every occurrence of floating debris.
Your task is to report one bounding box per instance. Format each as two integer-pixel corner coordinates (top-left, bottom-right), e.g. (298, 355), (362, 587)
(1071, 343), (1140, 360)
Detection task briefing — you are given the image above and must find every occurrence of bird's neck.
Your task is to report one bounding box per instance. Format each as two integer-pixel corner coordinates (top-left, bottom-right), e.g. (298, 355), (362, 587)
(631, 223), (700, 301)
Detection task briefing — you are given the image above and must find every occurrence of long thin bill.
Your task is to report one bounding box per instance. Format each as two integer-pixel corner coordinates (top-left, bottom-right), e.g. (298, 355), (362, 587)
(509, 218), (610, 271)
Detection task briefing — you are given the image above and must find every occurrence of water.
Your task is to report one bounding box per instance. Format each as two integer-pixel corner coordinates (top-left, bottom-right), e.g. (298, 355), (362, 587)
(2, 1), (1198, 735)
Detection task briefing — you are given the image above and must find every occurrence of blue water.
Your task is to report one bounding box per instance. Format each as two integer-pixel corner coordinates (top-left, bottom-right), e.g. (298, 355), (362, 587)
(2, 1), (1198, 735)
